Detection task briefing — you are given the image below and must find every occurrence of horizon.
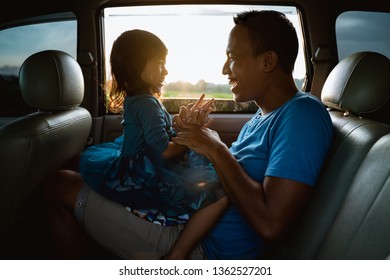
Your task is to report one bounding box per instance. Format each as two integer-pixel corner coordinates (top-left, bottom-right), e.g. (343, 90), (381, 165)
(1, 7), (389, 85)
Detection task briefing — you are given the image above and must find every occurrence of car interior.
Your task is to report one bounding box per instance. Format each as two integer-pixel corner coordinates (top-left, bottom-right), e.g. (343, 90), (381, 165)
(0, 0), (389, 260)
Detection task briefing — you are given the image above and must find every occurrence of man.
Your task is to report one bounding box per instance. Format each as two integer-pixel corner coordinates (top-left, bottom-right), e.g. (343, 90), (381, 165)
(173, 10), (333, 259)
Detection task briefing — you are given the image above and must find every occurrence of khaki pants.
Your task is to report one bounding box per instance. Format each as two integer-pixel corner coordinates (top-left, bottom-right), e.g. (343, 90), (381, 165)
(75, 184), (206, 259)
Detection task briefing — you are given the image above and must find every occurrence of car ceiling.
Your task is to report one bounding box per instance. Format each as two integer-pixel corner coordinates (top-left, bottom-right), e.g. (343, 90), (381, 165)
(1, 0), (390, 27)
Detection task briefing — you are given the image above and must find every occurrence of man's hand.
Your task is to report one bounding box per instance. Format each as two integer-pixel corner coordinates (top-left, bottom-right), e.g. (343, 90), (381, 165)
(173, 123), (224, 158)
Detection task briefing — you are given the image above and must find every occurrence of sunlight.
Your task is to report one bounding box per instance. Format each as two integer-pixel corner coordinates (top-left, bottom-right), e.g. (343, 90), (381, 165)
(161, 16), (232, 84)
(103, 5), (305, 85)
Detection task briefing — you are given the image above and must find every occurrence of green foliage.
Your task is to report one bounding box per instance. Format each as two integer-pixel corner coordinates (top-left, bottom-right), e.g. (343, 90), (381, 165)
(162, 78), (304, 113)
(163, 90), (232, 100)
(162, 98), (258, 113)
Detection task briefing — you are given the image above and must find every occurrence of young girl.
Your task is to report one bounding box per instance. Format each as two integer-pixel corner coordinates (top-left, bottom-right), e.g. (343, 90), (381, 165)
(79, 29), (227, 258)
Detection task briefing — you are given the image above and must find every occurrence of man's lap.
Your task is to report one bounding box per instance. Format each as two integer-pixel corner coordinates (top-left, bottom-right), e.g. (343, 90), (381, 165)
(74, 183), (206, 259)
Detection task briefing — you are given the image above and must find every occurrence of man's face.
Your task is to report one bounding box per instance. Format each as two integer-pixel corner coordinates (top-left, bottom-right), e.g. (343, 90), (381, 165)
(222, 25), (266, 103)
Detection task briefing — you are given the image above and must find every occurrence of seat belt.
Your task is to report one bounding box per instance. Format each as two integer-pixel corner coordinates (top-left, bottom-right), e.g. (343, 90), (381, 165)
(310, 45), (333, 98)
(79, 50), (97, 116)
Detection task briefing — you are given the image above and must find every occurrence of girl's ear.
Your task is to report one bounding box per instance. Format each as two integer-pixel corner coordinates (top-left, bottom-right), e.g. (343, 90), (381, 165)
(263, 51), (278, 72)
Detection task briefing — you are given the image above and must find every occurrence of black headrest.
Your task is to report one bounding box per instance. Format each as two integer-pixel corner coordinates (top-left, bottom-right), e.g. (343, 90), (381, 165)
(19, 50), (84, 111)
(321, 52), (390, 123)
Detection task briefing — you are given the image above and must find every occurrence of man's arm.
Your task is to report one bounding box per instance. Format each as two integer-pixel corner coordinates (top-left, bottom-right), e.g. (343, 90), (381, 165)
(173, 124), (312, 243)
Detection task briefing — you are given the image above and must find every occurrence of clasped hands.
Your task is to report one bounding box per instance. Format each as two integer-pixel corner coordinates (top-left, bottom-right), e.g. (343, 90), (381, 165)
(172, 94), (223, 156)
(173, 93), (215, 130)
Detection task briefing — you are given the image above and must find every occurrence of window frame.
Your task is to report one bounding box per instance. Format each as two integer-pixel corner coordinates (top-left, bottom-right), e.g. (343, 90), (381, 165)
(100, 4), (308, 114)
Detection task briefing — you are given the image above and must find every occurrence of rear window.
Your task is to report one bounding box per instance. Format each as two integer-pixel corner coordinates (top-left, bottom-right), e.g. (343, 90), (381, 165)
(336, 11), (390, 60)
(0, 13), (77, 117)
(102, 5), (307, 113)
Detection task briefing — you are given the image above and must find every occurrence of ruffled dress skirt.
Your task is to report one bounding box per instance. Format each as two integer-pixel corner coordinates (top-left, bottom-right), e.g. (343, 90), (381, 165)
(79, 136), (222, 225)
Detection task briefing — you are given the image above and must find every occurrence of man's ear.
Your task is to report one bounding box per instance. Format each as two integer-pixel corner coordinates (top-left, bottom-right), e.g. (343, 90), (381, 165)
(263, 51), (278, 72)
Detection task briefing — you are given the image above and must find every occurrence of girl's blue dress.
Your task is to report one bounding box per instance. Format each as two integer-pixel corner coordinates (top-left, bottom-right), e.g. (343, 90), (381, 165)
(79, 94), (222, 225)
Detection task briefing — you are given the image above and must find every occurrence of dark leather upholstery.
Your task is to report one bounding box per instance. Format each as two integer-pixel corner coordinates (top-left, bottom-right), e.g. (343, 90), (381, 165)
(316, 133), (390, 259)
(322, 51), (390, 124)
(272, 51), (390, 259)
(0, 50), (92, 254)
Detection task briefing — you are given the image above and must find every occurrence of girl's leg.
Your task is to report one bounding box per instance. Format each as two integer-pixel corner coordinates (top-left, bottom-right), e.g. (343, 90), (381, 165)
(166, 196), (229, 259)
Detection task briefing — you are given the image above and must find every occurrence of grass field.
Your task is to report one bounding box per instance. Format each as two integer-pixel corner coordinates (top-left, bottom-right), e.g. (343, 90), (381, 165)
(162, 90), (233, 100)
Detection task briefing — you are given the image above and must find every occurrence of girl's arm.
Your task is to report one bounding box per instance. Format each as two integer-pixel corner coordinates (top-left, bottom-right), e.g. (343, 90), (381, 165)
(162, 142), (188, 159)
(163, 94), (222, 259)
(165, 196), (229, 259)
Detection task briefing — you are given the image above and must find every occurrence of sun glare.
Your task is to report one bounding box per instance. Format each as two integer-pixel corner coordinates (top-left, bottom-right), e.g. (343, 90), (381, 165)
(103, 5), (305, 86)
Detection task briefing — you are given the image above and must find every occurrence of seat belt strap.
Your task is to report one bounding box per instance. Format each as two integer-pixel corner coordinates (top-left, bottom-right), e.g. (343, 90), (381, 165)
(311, 45), (333, 98)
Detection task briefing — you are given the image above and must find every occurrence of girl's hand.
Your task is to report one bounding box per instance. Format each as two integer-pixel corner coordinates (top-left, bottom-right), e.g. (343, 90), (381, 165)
(174, 94), (214, 130)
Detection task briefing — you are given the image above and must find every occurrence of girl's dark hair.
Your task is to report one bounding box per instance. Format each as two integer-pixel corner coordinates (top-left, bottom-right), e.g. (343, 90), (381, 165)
(234, 10), (298, 73)
(106, 29), (168, 113)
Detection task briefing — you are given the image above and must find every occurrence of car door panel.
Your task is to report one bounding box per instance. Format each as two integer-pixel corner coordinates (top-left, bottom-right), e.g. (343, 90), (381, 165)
(100, 113), (250, 147)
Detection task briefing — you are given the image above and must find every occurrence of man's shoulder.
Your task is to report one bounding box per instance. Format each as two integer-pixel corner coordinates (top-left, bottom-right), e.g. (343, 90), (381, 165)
(294, 92), (321, 103)
(287, 92), (326, 112)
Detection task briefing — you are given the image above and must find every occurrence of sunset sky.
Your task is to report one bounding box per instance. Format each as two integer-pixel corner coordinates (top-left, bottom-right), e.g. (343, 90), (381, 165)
(0, 5), (389, 86)
(102, 5), (305, 85)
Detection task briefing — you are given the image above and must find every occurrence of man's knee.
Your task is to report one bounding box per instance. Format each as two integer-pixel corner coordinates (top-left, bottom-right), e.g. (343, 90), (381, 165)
(43, 169), (83, 209)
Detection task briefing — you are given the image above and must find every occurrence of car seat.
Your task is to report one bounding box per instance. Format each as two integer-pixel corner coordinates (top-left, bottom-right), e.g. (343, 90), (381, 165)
(0, 50), (92, 257)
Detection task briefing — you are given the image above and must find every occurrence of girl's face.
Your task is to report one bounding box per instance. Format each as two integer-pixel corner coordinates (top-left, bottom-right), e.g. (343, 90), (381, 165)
(140, 55), (168, 94)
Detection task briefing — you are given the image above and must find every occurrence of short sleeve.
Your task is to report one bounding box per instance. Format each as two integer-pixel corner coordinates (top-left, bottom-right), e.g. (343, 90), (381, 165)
(265, 97), (333, 186)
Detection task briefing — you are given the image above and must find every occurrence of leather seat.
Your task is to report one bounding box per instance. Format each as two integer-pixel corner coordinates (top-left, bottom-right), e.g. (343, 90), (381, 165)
(272, 51), (390, 259)
(321, 51), (390, 125)
(0, 50), (92, 256)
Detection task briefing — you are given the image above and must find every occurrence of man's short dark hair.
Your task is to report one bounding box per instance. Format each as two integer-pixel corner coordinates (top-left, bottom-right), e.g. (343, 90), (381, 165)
(234, 10), (299, 73)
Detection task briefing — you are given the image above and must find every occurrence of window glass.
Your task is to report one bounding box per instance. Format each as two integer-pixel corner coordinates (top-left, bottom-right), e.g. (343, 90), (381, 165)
(336, 11), (390, 60)
(0, 14), (77, 116)
(102, 5), (306, 113)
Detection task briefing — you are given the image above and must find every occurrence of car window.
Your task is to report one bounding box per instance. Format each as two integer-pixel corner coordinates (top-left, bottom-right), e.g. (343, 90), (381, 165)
(336, 11), (390, 60)
(102, 5), (307, 113)
(0, 13), (77, 117)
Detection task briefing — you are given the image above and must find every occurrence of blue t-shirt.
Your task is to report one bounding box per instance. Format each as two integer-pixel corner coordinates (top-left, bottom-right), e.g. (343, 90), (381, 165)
(202, 92), (334, 259)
